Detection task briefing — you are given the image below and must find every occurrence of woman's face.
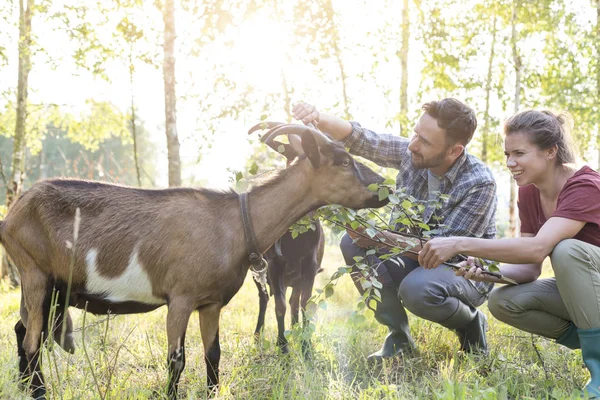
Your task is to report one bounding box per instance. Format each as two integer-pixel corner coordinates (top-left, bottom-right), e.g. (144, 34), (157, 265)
(504, 132), (553, 186)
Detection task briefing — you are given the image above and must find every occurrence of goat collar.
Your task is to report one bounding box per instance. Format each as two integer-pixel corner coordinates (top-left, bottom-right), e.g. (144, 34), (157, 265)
(239, 192), (267, 271)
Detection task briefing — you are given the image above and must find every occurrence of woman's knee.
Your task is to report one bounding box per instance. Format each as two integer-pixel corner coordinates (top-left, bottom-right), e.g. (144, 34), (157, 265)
(488, 286), (528, 323)
(550, 239), (584, 274)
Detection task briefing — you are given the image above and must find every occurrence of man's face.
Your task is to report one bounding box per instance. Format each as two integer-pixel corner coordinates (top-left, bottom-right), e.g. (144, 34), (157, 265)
(407, 113), (450, 170)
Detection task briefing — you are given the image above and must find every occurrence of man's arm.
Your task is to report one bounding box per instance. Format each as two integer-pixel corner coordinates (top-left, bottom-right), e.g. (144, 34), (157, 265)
(292, 102), (353, 140)
(293, 102), (408, 169)
(346, 228), (423, 261)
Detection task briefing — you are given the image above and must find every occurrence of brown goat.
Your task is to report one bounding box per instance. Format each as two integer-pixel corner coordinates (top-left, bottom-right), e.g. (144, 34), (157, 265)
(0, 125), (387, 399)
(248, 122), (325, 355)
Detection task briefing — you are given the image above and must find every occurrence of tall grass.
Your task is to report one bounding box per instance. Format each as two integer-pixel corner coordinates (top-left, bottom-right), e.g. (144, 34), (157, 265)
(0, 247), (589, 399)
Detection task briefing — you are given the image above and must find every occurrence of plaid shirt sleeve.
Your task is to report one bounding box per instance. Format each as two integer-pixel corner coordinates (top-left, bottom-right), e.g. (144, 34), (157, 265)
(341, 122), (409, 169)
(439, 182), (497, 239)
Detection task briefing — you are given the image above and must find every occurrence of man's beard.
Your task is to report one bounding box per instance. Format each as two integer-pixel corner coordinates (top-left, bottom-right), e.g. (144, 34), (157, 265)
(410, 151), (447, 170)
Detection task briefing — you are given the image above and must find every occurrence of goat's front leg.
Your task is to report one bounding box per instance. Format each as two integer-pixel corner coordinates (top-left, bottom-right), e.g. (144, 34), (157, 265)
(166, 300), (194, 399)
(253, 277), (269, 341)
(289, 286), (301, 327)
(272, 279), (288, 353)
(300, 261), (318, 359)
(198, 303), (221, 395)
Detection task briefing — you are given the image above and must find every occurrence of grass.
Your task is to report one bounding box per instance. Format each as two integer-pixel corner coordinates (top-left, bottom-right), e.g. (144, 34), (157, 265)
(0, 246), (590, 399)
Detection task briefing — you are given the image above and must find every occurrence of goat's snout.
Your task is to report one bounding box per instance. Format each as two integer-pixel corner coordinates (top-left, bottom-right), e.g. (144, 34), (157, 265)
(355, 162), (389, 208)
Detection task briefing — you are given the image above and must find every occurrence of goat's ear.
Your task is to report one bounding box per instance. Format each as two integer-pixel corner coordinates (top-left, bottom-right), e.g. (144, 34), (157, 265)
(301, 131), (321, 168)
(269, 140), (299, 161)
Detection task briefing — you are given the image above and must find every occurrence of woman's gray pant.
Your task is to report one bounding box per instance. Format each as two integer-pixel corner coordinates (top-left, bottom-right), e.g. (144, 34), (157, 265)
(489, 239), (600, 344)
(340, 233), (492, 332)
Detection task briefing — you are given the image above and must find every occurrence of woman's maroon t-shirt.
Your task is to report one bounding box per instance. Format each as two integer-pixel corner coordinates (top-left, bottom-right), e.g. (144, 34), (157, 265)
(518, 166), (600, 248)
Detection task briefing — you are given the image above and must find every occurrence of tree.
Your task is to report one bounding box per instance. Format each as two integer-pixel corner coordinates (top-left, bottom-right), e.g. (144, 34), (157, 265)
(399, 0), (410, 136)
(162, 0), (181, 187)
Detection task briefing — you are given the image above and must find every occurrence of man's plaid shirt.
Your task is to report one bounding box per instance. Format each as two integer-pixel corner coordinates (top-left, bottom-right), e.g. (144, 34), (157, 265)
(343, 122), (498, 288)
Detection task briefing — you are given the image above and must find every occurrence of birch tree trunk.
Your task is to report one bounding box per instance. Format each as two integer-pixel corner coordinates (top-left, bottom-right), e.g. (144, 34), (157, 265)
(508, 0), (521, 238)
(399, 0), (409, 136)
(481, 5), (497, 163)
(324, 0), (350, 120)
(163, 0), (181, 187)
(596, 0), (599, 170)
(1, 0), (32, 286)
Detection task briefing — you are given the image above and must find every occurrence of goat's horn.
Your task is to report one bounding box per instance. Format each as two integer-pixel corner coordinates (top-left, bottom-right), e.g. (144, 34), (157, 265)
(247, 121), (286, 135)
(261, 124), (333, 147)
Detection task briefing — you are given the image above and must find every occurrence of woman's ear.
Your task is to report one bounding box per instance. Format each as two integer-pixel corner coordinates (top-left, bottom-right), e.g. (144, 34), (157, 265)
(547, 144), (559, 161)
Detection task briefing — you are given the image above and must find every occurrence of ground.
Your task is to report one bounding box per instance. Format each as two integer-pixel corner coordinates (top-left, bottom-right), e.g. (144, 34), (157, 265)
(0, 246), (589, 399)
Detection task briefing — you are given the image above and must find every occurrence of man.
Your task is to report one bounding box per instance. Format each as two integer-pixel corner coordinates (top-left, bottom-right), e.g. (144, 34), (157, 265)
(293, 99), (497, 360)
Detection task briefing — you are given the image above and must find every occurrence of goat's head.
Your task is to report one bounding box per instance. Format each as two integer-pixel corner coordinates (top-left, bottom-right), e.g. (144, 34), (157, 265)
(249, 122), (388, 209)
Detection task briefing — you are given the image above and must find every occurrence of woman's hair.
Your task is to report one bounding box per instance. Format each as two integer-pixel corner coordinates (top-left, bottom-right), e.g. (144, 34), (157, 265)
(504, 110), (577, 165)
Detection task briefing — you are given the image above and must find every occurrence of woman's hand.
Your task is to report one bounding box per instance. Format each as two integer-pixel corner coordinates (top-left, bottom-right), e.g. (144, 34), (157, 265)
(418, 236), (460, 269)
(455, 257), (501, 283)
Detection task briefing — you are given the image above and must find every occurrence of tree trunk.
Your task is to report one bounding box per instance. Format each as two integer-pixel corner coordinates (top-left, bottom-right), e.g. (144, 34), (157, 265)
(1, 0), (32, 286)
(596, 0), (599, 170)
(163, 0), (181, 187)
(399, 0), (409, 137)
(325, 0), (350, 120)
(129, 50), (141, 187)
(481, 4), (497, 163)
(508, 0), (521, 238)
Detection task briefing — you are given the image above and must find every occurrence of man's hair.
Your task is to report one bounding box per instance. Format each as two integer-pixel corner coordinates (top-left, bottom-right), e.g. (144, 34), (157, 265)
(422, 98), (477, 146)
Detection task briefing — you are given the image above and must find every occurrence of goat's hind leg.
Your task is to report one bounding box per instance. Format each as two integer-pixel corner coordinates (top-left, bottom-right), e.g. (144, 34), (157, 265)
(199, 303), (222, 396)
(20, 269), (52, 399)
(15, 319), (29, 388)
(166, 300), (195, 399)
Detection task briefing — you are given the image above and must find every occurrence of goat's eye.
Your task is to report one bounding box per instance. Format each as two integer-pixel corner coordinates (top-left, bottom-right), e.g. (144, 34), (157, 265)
(341, 159), (350, 167)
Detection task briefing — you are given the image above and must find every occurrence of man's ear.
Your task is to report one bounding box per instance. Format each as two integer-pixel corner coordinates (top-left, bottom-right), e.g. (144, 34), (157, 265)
(301, 131), (321, 168)
(449, 143), (465, 158)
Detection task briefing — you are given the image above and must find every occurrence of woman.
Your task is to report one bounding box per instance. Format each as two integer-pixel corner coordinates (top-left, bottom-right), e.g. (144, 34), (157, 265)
(419, 110), (600, 398)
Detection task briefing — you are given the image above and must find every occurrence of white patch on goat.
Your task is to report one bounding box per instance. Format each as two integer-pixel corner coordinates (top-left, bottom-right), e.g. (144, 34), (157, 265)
(85, 248), (165, 305)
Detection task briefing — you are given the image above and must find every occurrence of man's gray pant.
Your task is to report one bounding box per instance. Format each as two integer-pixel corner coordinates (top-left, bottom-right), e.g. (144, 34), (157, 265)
(340, 233), (492, 331)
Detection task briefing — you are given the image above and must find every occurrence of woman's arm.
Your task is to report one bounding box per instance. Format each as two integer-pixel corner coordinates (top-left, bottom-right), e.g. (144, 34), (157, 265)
(419, 216), (586, 269)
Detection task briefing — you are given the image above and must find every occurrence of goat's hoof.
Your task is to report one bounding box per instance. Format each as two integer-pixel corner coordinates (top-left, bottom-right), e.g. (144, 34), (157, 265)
(278, 343), (289, 354)
(31, 386), (47, 400)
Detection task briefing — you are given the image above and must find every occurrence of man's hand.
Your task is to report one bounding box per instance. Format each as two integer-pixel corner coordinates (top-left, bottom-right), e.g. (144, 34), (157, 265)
(292, 102), (320, 127)
(418, 236), (460, 269)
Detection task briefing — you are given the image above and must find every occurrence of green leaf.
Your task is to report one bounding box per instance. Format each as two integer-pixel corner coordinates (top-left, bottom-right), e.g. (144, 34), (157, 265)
(235, 171), (243, 182)
(249, 162), (258, 175)
(372, 280), (383, 289)
(388, 194), (400, 204)
(378, 187), (389, 201)
(368, 183), (379, 192)
(401, 200), (413, 210)
(325, 286), (334, 298)
(383, 178), (396, 185)
(365, 228), (377, 238)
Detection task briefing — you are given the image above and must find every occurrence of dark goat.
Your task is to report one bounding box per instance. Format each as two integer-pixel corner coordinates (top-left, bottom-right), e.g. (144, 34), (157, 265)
(249, 122), (324, 354)
(0, 125), (388, 399)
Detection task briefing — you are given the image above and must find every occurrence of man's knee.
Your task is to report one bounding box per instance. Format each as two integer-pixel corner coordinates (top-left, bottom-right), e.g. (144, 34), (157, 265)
(398, 275), (443, 318)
